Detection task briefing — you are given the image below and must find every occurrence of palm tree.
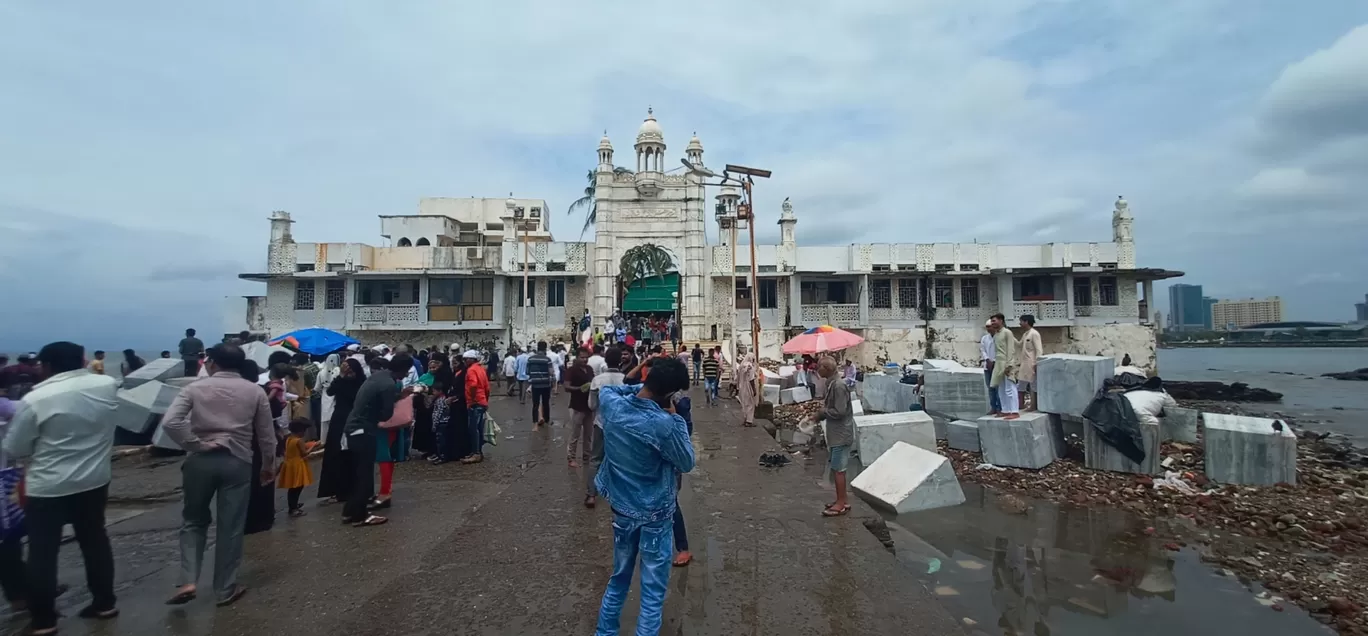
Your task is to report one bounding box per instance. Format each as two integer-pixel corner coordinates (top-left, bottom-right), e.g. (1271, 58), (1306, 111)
(618, 244), (675, 289)
(567, 167), (634, 237)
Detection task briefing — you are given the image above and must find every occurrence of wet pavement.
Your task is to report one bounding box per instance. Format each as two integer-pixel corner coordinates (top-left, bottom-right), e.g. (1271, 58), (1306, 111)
(2, 388), (960, 636)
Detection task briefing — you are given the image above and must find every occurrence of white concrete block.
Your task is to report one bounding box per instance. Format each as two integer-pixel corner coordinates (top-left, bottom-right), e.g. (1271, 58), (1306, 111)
(762, 383), (780, 404)
(922, 367), (991, 420)
(922, 359), (965, 370)
(1161, 407), (1200, 444)
(852, 442), (966, 514)
(151, 423), (182, 451)
(861, 374), (919, 414)
(780, 386), (812, 404)
(1084, 417), (1159, 475)
(978, 412), (1056, 469)
(1203, 414), (1297, 485)
(930, 413), (950, 440)
(121, 358), (183, 389)
(112, 381), (182, 433)
(1036, 354), (1113, 417)
(855, 411), (937, 463)
(947, 420), (981, 452)
(851, 399), (865, 416)
(164, 376), (201, 388)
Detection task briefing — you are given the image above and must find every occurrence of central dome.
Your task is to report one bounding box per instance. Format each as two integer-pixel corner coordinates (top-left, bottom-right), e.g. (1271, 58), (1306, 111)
(636, 108), (664, 144)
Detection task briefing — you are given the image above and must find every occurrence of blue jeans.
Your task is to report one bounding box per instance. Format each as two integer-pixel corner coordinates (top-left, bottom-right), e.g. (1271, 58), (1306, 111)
(703, 378), (719, 404)
(467, 406), (486, 456)
(985, 368), (1002, 412)
(596, 512), (673, 636)
(692, 360), (701, 382)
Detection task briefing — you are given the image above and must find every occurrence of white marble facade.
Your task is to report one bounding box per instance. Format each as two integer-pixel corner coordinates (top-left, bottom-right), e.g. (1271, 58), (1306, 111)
(237, 111), (1180, 371)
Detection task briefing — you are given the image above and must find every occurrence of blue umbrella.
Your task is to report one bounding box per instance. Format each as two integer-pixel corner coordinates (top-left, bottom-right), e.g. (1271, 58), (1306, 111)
(268, 328), (359, 356)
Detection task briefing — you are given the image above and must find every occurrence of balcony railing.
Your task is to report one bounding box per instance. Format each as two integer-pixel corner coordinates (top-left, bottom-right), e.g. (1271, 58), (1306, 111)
(800, 303), (861, 326)
(354, 304), (421, 325)
(1009, 300), (1069, 321)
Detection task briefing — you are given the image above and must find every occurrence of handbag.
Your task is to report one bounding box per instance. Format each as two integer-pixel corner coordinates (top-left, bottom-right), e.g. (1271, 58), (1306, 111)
(0, 467), (26, 541)
(379, 395), (415, 430)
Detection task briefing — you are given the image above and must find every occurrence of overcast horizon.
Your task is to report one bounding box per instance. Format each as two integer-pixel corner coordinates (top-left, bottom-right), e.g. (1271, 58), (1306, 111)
(2, 2), (1366, 351)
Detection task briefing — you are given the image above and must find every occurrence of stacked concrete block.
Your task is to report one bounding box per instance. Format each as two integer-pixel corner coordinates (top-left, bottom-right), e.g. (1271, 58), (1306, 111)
(930, 413), (950, 440)
(861, 374), (919, 414)
(851, 442), (966, 514)
(1161, 407), (1200, 444)
(851, 398), (865, 416)
(922, 367), (992, 420)
(1035, 354), (1113, 417)
(922, 359), (965, 370)
(151, 424), (183, 451)
(112, 381), (182, 434)
(855, 411), (937, 463)
(762, 384), (780, 404)
(947, 420), (981, 452)
(1045, 414), (1071, 459)
(1203, 414), (1297, 485)
(780, 385), (813, 404)
(120, 358), (184, 389)
(977, 412), (1056, 469)
(1084, 418), (1159, 475)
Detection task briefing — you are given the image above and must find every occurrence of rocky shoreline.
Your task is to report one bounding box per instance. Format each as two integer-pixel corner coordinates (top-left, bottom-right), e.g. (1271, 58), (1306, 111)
(1325, 368), (1368, 381)
(1164, 380), (1284, 402)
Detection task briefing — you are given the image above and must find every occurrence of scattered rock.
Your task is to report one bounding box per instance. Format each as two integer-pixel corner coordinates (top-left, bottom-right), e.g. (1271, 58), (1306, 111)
(1165, 381), (1283, 402)
(1323, 368), (1368, 382)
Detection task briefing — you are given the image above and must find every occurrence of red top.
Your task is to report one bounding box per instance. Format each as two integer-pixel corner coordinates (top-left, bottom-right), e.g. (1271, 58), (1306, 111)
(465, 363), (490, 407)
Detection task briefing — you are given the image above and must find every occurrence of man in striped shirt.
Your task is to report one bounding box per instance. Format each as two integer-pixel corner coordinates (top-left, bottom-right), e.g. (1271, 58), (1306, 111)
(701, 351), (721, 407)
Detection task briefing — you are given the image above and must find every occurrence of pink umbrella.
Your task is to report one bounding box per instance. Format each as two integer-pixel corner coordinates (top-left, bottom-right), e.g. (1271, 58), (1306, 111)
(782, 325), (864, 355)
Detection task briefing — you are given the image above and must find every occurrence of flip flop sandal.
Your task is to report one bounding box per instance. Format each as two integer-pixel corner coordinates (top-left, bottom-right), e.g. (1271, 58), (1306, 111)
(584, 495), (596, 508)
(672, 554), (693, 567)
(216, 586), (249, 607)
(289, 509), (307, 518)
(165, 590), (197, 605)
(353, 515), (388, 527)
(822, 504), (852, 517)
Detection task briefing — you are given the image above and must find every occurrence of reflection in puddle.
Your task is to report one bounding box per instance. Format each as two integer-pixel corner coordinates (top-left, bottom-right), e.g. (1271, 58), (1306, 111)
(887, 483), (1332, 635)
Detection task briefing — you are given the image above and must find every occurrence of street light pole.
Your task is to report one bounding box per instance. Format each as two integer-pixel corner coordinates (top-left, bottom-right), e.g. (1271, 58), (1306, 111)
(740, 180), (761, 399)
(507, 196), (529, 344)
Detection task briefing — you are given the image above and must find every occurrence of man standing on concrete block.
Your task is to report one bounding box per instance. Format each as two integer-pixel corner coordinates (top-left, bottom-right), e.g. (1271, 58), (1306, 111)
(980, 320), (1002, 415)
(989, 313), (1020, 420)
(178, 328), (205, 378)
(1017, 315), (1042, 412)
(593, 358), (694, 636)
(814, 357), (856, 517)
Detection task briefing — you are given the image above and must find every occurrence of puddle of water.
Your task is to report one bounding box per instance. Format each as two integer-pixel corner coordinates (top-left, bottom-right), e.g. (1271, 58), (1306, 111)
(886, 483), (1333, 635)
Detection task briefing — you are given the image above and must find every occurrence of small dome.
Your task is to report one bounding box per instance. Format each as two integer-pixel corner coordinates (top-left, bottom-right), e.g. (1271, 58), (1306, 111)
(1114, 195), (1131, 218)
(598, 131), (613, 150)
(686, 132), (703, 152)
(716, 185), (740, 201)
(636, 107), (664, 144)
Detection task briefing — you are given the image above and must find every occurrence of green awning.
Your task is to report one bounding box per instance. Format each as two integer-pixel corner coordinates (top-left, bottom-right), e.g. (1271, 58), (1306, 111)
(621, 273), (680, 313)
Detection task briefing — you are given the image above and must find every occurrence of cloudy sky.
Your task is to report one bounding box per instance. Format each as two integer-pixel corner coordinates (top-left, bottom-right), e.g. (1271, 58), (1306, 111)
(2, 1), (1366, 350)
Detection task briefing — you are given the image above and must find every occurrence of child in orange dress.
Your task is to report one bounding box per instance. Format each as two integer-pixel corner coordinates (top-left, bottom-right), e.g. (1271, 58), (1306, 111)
(278, 418), (318, 517)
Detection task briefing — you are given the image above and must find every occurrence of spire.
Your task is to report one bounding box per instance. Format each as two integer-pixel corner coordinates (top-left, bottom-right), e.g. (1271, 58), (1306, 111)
(597, 130), (614, 171)
(635, 107), (665, 172)
(686, 131), (704, 166)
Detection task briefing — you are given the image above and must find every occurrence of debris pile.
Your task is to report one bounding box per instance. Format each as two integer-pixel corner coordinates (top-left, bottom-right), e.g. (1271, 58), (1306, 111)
(771, 401), (823, 429)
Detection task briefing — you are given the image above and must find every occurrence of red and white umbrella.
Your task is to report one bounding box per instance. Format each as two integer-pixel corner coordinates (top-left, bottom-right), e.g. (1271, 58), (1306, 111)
(781, 325), (864, 355)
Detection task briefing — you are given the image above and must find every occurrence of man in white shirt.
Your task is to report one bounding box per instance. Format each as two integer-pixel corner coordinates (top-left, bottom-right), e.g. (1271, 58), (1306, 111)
(587, 344), (608, 376)
(2, 342), (120, 632)
(979, 320), (1002, 415)
(583, 347), (627, 508)
(550, 345), (565, 396)
(502, 349), (519, 396)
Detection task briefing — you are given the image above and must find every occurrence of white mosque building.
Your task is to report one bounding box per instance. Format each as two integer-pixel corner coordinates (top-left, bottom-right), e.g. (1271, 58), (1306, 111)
(232, 110), (1182, 370)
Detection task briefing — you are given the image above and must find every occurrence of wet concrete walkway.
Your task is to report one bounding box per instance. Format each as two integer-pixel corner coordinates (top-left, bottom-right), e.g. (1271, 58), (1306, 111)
(3, 389), (960, 636)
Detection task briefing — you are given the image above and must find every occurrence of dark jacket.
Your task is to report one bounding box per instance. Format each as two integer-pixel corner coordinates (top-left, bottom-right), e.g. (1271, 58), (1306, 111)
(344, 373), (399, 437)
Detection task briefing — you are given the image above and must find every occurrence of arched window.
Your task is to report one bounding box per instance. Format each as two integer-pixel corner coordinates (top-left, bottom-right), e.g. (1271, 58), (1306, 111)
(415, 237), (431, 246)
(397, 237), (412, 247)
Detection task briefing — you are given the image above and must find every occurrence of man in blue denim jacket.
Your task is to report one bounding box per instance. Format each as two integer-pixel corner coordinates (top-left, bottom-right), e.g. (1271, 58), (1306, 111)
(593, 357), (694, 636)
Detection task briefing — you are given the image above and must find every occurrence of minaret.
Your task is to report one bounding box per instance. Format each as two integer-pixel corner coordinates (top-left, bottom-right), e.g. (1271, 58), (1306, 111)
(686, 132), (704, 167)
(715, 186), (740, 246)
(266, 210), (296, 274)
(777, 198), (797, 270)
(597, 131), (614, 172)
(634, 108), (666, 173)
(1112, 195), (1134, 268)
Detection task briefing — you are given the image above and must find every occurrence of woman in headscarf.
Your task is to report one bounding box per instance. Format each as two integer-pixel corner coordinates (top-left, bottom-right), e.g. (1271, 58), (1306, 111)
(317, 358), (364, 504)
(315, 354), (342, 438)
(411, 353), (447, 459)
(287, 353), (314, 426)
(735, 349), (759, 427)
(241, 360), (279, 535)
(120, 349), (145, 376)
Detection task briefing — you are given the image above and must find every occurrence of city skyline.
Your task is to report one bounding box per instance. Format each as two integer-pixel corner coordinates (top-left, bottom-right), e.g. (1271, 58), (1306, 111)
(2, 3), (1367, 349)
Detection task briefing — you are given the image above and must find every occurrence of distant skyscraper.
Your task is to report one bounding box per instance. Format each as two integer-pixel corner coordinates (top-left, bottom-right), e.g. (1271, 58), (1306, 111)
(1356, 294), (1367, 324)
(1212, 297), (1285, 330)
(1202, 297), (1217, 330)
(1168, 284), (1205, 331)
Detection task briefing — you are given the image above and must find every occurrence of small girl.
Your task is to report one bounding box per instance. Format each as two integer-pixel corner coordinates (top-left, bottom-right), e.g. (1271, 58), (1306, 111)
(278, 418), (317, 517)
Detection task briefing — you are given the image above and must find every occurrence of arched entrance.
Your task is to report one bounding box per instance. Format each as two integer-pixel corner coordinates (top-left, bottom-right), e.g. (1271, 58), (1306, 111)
(617, 243), (682, 340)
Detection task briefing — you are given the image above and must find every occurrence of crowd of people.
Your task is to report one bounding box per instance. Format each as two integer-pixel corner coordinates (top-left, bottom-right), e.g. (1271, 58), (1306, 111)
(0, 324), (840, 635)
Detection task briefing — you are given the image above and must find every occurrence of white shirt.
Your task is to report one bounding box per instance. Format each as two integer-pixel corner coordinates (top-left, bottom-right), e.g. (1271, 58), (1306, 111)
(2, 370), (118, 498)
(550, 352), (564, 382)
(502, 355), (517, 377)
(587, 354), (608, 376)
(1124, 389), (1179, 429)
(979, 333), (996, 366)
(588, 371), (626, 428)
